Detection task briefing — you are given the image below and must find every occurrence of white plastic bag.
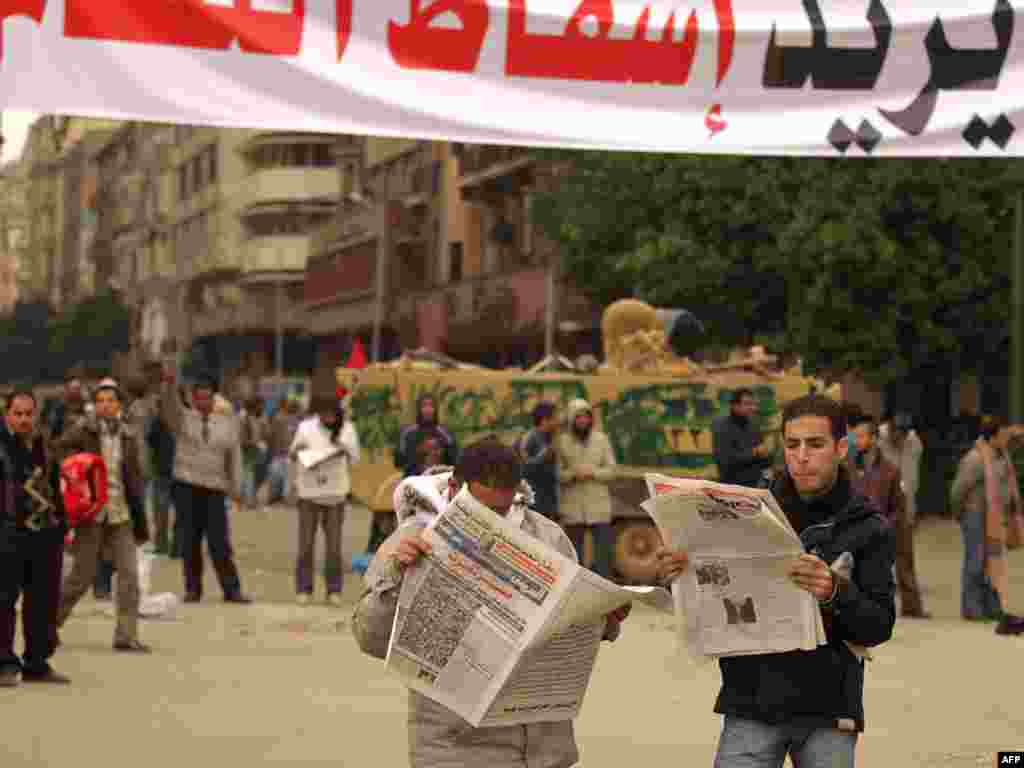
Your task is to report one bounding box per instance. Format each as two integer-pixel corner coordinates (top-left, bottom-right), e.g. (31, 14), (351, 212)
(134, 546), (179, 619)
(137, 547), (155, 596)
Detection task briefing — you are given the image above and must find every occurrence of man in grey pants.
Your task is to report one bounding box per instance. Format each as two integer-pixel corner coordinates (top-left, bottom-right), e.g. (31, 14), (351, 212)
(55, 378), (151, 652)
(290, 391), (360, 606)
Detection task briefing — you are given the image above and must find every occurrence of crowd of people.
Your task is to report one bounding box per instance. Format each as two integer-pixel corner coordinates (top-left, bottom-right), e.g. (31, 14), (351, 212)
(0, 364), (366, 686)
(1, 369), (1020, 768)
(710, 387), (1024, 635)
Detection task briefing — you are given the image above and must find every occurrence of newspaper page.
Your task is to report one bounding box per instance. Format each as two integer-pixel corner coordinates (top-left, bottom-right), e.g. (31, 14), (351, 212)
(385, 488), (671, 727)
(642, 474), (826, 660)
(296, 446), (346, 470)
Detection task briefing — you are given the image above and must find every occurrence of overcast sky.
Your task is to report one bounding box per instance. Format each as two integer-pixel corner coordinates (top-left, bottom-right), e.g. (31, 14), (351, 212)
(2, 110), (39, 165)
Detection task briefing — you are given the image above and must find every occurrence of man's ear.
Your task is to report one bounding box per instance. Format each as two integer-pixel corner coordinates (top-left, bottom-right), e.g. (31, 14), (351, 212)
(837, 435), (849, 460)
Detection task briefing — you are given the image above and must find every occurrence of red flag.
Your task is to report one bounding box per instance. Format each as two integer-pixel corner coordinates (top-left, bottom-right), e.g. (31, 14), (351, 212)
(346, 338), (368, 369)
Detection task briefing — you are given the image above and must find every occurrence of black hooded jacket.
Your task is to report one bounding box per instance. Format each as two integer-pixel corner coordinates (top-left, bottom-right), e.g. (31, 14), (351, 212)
(714, 468), (896, 732)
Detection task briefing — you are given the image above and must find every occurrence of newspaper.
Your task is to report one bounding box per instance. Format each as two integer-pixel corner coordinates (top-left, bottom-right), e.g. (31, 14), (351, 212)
(385, 488), (671, 727)
(641, 474), (827, 660)
(295, 446), (346, 470)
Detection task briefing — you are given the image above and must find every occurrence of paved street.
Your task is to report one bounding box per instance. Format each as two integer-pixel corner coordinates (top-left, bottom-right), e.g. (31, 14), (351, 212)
(3, 505), (1022, 768)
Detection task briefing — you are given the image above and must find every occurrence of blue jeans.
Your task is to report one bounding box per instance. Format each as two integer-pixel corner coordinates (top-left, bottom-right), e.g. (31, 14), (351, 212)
(268, 456), (289, 503)
(714, 716), (857, 768)
(565, 523), (615, 580)
(960, 509), (1002, 619)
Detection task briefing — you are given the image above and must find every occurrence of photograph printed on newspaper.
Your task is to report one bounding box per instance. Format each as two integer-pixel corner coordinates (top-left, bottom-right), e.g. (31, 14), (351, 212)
(642, 474), (827, 660)
(385, 487), (670, 727)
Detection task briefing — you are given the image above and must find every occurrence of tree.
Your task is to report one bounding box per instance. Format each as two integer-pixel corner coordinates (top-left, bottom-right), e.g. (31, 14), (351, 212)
(532, 151), (1023, 388)
(47, 289), (132, 378)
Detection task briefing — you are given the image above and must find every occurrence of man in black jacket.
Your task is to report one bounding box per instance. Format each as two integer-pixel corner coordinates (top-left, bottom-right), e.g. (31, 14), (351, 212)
(712, 388), (773, 487)
(659, 394), (895, 768)
(520, 401), (560, 520)
(0, 388), (70, 686)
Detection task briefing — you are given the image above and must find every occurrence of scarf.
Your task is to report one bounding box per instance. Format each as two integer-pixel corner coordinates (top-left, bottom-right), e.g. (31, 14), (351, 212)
(978, 442), (1023, 603)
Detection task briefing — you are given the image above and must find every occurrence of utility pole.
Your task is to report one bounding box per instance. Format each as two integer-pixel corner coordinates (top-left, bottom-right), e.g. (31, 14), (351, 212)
(371, 200), (391, 364)
(1012, 190), (1024, 423)
(544, 255), (559, 359)
(274, 270), (284, 379)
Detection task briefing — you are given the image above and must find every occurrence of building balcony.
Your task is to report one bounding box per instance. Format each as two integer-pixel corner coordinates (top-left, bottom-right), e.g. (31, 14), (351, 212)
(235, 168), (339, 214)
(309, 205), (378, 259)
(240, 235), (310, 280)
(455, 145), (533, 204)
(304, 236), (378, 307)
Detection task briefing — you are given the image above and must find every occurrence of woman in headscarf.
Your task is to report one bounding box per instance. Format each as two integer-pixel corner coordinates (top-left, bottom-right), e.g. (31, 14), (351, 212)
(950, 415), (1024, 635)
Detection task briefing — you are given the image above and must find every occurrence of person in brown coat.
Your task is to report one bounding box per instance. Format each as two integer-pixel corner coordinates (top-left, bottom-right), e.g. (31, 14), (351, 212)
(849, 412), (929, 619)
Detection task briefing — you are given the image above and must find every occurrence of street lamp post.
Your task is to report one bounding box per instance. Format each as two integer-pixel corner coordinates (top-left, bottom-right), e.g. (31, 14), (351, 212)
(274, 260), (284, 379)
(1012, 190), (1024, 423)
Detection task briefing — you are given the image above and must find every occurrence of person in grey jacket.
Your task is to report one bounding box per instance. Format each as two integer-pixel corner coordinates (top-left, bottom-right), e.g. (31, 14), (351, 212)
(159, 368), (251, 604)
(712, 388), (772, 487)
(352, 438), (630, 768)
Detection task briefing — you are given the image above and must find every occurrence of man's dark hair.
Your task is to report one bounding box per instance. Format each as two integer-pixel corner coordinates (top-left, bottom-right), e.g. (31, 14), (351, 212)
(456, 437), (522, 490)
(125, 376), (148, 400)
(731, 388), (755, 404)
(192, 372), (218, 394)
(532, 401), (556, 427)
(979, 414), (1006, 441)
(847, 411), (876, 432)
(782, 394), (847, 441)
(6, 387), (37, 411)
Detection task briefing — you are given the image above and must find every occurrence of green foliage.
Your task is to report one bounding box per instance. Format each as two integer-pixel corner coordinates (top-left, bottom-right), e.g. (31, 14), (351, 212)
(0, 291), (131, 385)
(533, 152), (1024, 387)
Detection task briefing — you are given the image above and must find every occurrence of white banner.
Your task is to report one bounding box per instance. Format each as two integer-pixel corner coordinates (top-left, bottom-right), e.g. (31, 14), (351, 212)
(1, 1), (1021, 156)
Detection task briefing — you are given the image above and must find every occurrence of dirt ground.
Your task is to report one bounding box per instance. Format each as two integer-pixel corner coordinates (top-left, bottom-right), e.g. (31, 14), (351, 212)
(3, 505), (1022, 768)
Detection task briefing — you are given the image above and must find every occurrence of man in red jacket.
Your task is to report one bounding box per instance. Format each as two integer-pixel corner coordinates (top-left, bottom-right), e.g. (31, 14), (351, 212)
(848, 412), (929, 619)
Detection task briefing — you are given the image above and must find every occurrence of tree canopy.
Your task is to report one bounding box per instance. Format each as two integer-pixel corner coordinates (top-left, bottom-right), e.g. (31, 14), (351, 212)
(532, 153), (1022, 388)
(0, 289), (132, 384)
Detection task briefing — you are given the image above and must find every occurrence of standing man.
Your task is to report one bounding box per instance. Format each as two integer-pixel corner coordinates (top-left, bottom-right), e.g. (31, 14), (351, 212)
(370, 394), (458, 554)
(289, 390), (360, 606)
(521, 401), (561, 521)
(658, 394), (895, 768)
(558, 398), (617, 578)
(879, 412), (924, 526)
(55, 378), (151, 652)
(712, 388), (773, 487)
(0, 387), (70, 686)
(146, 399), (179, 558)
(160, 369), (252, 604)
(394, 394), (458, 476)
(240, 396), (270, 510)
(268, 396), (302, 505)
(850, 413), (929, 619)
(47, 374), (87, 442)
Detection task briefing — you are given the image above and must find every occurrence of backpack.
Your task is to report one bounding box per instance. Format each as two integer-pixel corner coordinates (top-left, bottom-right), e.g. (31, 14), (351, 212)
(60, 453), (109, 528)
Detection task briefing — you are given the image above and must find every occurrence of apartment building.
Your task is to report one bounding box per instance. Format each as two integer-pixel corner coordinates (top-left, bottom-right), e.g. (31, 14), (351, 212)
(16, 115), (120, 308)
(160, 125), (339, 390)
(0, 159), (30, 313)
(306, 139), (597, 372)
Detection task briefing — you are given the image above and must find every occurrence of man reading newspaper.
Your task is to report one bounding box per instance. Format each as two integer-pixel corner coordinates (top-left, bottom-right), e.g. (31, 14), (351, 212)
(352, 438), (630, 768)
(657, 395), (895, 768)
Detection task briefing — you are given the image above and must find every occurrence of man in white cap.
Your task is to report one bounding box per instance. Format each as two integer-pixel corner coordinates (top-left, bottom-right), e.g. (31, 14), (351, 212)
(55, 378), (151, 652)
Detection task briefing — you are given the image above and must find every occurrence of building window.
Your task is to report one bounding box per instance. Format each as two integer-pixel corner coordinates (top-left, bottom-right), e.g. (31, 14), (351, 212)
(207, 146), (218, 184)
(449, 242), (463, 283)
(178, 164), (188, 202)
(249, 142), (336, 171)
(193, 153), (205, 192)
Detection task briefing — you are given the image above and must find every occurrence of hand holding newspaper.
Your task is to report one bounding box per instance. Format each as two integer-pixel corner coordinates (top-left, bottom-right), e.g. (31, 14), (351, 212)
(642, 474), (827, 660)
(385, 488), (671, 727)
(296, 446), (346, 470)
